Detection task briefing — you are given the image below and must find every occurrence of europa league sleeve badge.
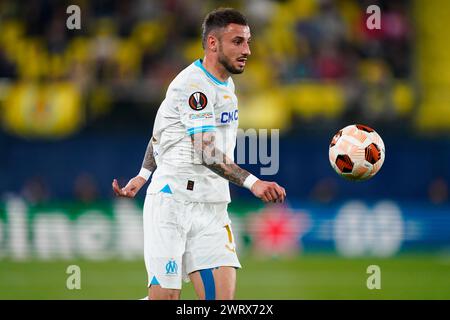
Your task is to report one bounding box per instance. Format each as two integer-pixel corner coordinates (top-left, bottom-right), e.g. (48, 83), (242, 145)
(188, 92), (208, 111)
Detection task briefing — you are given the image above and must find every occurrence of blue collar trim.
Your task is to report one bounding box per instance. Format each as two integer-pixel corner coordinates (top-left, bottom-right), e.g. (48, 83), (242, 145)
(194, 59), (228, 86)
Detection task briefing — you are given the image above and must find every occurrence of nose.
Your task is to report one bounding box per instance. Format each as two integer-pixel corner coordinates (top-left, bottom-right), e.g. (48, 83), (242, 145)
(242, 42), (251, 56)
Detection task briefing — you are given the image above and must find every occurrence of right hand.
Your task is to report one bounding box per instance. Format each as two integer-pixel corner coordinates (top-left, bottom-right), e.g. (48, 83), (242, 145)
(250, 180), (286, 203)
(112, 176), (147, 198)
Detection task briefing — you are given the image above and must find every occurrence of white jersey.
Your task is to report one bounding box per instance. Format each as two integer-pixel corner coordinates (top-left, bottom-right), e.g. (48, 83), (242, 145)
(147, 59), (239, 203)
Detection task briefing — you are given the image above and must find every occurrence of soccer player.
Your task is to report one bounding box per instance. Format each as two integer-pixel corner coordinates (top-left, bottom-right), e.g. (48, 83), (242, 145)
(112, 8), (286, 300)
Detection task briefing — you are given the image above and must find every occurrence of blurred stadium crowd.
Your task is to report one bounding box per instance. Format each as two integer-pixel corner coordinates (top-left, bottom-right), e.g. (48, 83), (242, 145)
(0, 0), (416, 133)
(0, 0), (449, 203)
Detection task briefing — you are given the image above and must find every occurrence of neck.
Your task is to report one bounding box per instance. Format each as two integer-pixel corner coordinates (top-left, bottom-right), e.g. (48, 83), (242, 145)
(201, 55), (230, 82)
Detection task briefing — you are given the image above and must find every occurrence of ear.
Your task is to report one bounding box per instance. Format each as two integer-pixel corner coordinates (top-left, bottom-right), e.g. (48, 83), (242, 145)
(207, 34), (218, 52)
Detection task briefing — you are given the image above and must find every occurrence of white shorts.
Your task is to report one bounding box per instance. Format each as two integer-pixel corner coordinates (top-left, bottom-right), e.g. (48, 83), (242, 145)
(143, 192), (241, 289)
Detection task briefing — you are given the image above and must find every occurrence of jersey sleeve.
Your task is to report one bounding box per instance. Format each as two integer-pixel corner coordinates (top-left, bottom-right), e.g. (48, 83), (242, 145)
(177, 78), (216, 136)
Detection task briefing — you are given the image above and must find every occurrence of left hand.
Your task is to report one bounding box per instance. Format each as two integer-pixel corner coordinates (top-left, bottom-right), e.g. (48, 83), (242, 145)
(112, 176), (147, 198)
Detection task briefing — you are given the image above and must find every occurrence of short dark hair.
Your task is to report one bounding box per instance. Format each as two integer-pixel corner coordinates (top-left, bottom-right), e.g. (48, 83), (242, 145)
(201, 8), (248, 49)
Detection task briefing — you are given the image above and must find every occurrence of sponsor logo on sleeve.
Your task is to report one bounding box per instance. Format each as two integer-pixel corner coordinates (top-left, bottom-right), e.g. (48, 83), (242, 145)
(189, 112), (213, 120)
(188, 92), (208, 111)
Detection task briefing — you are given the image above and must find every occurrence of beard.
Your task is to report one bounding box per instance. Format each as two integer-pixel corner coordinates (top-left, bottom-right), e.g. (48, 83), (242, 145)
(218, 44), (245, 74)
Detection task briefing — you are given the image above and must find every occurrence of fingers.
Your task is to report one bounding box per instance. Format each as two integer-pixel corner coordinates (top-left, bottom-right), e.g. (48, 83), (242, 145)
(123, 184), (136, 197)
(112, 179), (135, 198)
(274, 183), (286, 203)
(260, 182), (286, 204)
(268, 188), (278, 203)
(261, 193), (269, 203)
(112, 179), (124, 196)
(275, 185), (286, 203)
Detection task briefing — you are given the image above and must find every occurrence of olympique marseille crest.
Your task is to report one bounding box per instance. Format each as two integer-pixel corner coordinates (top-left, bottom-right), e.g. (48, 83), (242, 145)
(165, 259), (178, 275)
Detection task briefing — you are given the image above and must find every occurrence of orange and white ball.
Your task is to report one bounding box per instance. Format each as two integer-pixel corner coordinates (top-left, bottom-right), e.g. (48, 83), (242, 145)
(329, 124), (385, 181)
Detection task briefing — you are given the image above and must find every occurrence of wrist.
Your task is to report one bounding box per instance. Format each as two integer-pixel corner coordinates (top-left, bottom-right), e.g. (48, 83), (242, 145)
(138, 167), (152, 181)
(243, 174), (259, 190)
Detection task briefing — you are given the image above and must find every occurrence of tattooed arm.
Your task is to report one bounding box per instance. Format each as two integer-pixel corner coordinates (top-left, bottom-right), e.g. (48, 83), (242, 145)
(191, 132), (286, 203)
(112, 137), (157, 198)
(191, 132), (249, 186)
(141, 138), (157, 172)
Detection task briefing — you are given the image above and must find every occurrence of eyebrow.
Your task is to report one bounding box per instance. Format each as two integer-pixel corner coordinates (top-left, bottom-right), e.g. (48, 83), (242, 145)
(232, 36), (252, 41)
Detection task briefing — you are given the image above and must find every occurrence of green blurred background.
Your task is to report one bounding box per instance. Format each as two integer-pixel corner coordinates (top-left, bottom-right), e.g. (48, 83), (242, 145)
(2, 255), (450, 299)
(1, 0), (450, 299)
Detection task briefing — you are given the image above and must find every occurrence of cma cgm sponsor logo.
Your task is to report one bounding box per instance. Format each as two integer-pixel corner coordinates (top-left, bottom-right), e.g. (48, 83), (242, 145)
(221, 110), (238, 123)
(165, 259), (178, 275)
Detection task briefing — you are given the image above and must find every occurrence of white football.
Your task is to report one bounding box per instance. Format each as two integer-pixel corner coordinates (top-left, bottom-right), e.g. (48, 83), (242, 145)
(329, 124), (385, 181)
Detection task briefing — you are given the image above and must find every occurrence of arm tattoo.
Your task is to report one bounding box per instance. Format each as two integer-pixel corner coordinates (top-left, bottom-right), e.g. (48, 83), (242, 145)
(191, 133), (250, 187)
(141, 138), (157, 172)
